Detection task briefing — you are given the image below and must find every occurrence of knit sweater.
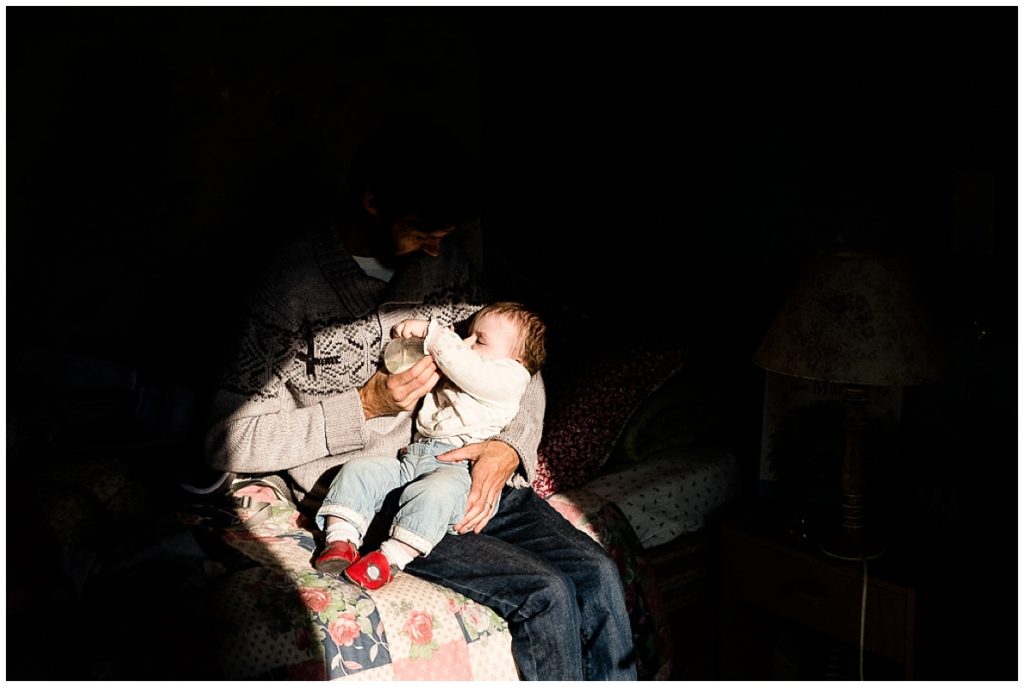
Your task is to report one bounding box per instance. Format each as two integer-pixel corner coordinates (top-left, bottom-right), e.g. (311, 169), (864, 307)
(204, 224), (546, 504)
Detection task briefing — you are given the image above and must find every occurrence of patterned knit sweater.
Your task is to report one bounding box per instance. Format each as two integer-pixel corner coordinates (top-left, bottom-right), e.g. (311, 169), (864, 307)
(204, 224), (546, 505)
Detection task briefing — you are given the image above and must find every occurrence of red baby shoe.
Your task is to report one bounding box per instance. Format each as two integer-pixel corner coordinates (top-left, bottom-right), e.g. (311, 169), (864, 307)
(344, 550), (397, 590)
(314, 540), (360, 576)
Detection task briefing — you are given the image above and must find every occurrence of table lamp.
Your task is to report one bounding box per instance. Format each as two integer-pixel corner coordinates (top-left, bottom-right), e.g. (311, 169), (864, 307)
(753, 252), (941, 561)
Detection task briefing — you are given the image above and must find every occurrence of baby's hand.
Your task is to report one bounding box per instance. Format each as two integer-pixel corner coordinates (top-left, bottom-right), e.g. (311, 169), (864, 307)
(392, 319), (430, 339)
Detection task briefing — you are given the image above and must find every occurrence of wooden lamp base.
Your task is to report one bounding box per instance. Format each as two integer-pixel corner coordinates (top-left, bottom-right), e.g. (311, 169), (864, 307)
(818, 528), (885, 561)
(819, 386), (886, 562)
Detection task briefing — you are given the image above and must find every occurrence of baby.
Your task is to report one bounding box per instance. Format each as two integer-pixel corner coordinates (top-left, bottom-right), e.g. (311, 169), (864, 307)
(313, 301), (546, 589)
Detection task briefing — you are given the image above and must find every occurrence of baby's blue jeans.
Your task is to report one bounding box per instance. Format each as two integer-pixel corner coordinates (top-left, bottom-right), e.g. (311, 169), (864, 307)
(316, 439), (471, 555)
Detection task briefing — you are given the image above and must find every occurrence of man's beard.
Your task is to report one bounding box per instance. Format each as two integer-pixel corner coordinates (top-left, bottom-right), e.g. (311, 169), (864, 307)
(376, 250), (413, 271)
(366, 224), (410, 271)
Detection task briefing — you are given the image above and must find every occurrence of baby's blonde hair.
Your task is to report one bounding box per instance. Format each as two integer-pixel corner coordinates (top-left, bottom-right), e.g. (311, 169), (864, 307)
(470, 302), (547, 374)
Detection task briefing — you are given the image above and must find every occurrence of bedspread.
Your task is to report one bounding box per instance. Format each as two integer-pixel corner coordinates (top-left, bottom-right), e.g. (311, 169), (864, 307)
(197, 484), (671, 680)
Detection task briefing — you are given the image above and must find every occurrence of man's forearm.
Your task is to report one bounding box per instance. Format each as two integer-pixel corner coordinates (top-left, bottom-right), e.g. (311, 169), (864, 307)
(206, 389), (368, 474)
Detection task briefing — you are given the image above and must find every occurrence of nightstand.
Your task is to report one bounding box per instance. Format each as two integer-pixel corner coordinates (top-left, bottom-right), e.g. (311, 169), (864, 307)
(719, 506), (925, 680)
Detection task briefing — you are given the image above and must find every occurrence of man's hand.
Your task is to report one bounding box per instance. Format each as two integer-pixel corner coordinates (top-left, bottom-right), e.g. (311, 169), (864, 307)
(358, 355), (439, 419)
(438, 440), (520, 533)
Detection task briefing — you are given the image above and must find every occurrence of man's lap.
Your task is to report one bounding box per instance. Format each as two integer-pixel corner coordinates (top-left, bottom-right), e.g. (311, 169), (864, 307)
(404, 487), (614, 603)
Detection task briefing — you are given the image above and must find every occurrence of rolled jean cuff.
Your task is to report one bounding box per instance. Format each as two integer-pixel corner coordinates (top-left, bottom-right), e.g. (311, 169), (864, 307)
(316, 503), (370, 534)
(390, 524), (437, 556)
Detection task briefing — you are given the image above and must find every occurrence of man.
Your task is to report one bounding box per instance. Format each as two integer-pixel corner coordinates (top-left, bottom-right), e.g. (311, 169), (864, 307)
(205, 115), (636, 680)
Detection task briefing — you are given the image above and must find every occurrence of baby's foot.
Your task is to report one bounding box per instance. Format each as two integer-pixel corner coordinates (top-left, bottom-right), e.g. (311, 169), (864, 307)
(314, 540), (360, 577)
(344, 550), (398, 590)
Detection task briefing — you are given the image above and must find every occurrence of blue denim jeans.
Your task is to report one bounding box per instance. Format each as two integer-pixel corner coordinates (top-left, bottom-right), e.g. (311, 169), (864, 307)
(316, 440), (470, 555)
(404, 486), (637, 681)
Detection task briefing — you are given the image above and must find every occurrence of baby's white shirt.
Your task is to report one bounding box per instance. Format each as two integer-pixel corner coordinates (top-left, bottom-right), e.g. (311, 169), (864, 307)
(414, 322), (531, 446)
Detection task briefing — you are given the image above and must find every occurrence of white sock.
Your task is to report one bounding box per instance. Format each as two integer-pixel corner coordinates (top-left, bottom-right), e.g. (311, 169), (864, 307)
(325, 520), (362, 547)
(379, 538), (419, 570)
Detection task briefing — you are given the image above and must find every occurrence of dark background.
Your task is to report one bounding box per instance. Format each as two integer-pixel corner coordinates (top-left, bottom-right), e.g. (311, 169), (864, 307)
(7, 7), (1017, 679)
(9, 9), (1015, 382)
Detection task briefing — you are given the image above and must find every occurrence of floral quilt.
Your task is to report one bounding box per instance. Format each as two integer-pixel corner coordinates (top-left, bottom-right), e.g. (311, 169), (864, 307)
(195, 484), (671, 680)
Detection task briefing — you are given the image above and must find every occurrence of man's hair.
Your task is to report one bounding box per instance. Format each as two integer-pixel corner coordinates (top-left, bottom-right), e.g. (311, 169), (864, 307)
(347, 112), (480, 230)
(471, 302), (547, 375)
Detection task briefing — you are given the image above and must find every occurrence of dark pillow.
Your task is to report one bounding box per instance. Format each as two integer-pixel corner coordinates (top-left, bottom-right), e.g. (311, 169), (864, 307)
(604, 363), (728, 470)
(533, 348), (688, 498)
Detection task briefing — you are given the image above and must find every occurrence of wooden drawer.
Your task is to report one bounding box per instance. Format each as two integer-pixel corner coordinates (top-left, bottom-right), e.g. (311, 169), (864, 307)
(722, 525), (914, 665)
(646, 532), (713, 612)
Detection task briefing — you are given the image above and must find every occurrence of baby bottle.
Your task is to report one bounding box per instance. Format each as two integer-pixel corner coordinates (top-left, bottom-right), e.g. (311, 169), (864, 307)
(383, 337), (426, 373)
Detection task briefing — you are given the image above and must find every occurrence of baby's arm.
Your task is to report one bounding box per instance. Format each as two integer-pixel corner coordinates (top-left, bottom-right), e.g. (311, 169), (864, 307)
(425, 323), (529, 404)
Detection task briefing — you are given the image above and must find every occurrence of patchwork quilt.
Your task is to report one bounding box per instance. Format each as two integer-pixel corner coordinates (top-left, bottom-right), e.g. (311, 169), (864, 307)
(196, 485), (671, 680)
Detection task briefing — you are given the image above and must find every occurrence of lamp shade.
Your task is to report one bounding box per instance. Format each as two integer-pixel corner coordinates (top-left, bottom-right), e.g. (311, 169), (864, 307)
(754, 252), (942, 386)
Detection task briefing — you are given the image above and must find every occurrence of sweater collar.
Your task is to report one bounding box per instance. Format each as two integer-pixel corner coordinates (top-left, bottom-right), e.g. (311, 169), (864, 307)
(314, 223), (427, 317)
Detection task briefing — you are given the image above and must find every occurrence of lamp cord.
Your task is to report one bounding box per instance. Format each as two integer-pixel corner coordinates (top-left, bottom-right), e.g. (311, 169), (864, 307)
(859, 556), (869, 681)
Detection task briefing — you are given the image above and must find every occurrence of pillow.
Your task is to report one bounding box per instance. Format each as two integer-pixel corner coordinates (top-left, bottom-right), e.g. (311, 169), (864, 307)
(605, 364), (727, 470)
(532, 348), (688, 499)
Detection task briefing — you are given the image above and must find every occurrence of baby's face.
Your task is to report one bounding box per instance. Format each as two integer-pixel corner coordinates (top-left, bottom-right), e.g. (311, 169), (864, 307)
(466, 313), (521, 361)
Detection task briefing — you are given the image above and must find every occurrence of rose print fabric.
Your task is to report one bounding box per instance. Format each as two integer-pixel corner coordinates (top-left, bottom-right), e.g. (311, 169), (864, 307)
(201, 482), (673, 680)
(203, 488), (519, 680)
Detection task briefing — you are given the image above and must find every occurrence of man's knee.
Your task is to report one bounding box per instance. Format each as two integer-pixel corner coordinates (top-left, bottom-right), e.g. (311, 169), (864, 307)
(581, 549), (627, 606)
(593, 550), (623, 586)
(526, 571), (578, 618)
